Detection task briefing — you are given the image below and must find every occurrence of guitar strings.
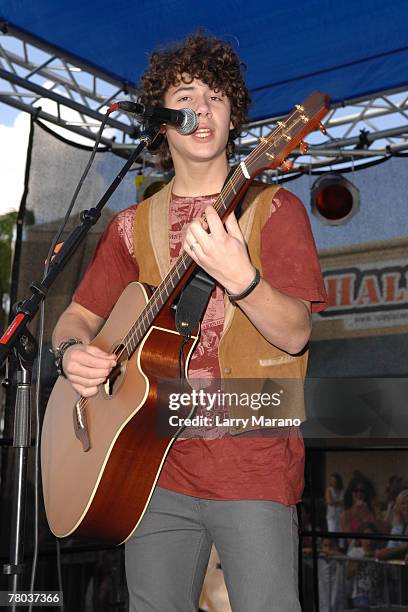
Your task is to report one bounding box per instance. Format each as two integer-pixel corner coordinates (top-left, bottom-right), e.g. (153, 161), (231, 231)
(120, 113), (309, 354)
(121, 113), (307, 350)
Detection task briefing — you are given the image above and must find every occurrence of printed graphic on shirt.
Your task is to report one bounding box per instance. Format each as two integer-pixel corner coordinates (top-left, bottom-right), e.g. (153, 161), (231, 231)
(169, 194), (224, 382)
(116, 205), (137, 258)
(169, 194), (228, 438)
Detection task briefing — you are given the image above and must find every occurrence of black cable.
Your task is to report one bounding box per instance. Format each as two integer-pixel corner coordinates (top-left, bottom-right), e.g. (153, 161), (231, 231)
(56, 538), (64, 611)
(42, 110), (111, 281)
(28, 109), (111, 609)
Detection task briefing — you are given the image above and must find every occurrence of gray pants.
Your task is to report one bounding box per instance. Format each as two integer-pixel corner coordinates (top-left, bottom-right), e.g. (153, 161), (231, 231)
(125, 486), (301, 612)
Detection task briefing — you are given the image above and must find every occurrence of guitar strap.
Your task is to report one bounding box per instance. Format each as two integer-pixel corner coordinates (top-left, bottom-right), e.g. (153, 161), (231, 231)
(174, 267), (216, 337)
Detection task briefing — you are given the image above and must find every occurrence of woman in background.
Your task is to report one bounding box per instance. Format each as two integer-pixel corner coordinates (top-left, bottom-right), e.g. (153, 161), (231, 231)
(376, 489), (408, 561)
(340, 475), (377, 539)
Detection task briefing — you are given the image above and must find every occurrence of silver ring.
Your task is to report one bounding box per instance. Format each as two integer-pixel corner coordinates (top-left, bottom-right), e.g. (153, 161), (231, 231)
(190, 240), (199, 252)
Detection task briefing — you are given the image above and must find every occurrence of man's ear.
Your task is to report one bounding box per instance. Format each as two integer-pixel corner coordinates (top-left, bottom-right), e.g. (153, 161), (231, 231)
(159, 125), (167, 135)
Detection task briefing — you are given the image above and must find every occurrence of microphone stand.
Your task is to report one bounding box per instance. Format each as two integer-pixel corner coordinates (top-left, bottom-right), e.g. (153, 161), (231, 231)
(0, 123), (161, 608)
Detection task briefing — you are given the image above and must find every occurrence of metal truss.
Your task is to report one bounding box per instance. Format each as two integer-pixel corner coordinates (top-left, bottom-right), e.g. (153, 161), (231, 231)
(1, 23), (407, 175)
(240, 87), (408, 180)
(0, 23), (140, 147)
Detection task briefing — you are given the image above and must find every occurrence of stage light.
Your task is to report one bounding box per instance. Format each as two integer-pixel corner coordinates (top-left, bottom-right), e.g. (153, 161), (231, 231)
(311, 173), (360, 224)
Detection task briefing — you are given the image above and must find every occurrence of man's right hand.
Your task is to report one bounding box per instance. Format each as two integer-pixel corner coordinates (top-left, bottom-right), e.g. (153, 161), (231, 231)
(62, 344), (117, 397)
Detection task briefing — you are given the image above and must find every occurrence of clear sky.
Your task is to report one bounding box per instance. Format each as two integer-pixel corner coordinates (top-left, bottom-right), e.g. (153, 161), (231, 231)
(0, 105), (29, 216)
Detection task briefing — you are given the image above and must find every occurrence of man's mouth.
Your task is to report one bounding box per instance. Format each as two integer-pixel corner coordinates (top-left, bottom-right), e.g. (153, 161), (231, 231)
(193, 128), (212, 139)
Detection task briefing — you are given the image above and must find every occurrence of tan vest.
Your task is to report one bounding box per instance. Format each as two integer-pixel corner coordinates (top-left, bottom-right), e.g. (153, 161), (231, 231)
(133, 178), (307, 432)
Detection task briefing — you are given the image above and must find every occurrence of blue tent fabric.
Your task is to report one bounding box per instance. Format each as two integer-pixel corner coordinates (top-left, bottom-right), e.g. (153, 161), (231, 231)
(1, 0), (407, 120)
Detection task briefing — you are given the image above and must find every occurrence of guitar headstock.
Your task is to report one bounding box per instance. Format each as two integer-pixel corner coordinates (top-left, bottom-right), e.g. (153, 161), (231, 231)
(245, 91), (331, 176)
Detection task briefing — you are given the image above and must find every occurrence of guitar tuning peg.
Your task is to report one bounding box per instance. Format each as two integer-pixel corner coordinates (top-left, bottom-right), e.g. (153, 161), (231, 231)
(299, 140), (309, 154)
(319, 122), (327, 135)
(280, 159), (294, 172)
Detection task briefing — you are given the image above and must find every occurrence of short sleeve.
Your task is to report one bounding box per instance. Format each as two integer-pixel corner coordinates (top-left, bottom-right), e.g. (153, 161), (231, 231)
(73, 206), (139, 319)
(260, 188), (328, 313)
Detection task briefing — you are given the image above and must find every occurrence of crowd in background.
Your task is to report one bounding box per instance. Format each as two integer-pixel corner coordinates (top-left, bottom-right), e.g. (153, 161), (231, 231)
(302, 471), (408, 610)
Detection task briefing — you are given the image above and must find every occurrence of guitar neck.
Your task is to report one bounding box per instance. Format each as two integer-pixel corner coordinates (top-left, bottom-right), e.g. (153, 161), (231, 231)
(122, 166), (249, 355)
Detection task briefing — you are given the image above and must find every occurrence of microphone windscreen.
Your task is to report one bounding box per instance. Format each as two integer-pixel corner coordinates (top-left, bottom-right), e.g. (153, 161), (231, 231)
(177, 108), (198, 135)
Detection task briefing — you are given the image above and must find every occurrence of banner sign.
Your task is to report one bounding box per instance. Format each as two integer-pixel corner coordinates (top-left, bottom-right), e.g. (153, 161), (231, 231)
(313, 238), (408, 340)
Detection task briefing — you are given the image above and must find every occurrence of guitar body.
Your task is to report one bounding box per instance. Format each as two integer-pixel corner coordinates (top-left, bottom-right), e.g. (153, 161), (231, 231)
(41, 282), (199, 545)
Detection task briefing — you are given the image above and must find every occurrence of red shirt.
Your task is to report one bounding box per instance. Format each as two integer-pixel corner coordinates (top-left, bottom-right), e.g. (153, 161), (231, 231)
(74, 188), (327, 504)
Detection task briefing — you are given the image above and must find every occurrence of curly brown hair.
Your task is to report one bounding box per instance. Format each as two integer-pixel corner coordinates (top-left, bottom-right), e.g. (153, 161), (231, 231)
(138, 31), (251, 171)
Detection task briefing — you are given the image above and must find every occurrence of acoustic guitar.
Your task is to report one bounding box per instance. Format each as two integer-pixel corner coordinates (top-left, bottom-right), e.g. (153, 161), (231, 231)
(41, 92), (330, 544)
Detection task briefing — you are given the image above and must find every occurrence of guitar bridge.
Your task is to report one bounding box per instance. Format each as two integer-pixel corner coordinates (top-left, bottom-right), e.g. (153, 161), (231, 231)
(73, 399), (91, 452)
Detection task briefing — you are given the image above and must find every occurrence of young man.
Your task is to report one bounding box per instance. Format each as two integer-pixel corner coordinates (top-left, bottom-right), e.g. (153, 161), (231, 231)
(52, 33), (327, 611)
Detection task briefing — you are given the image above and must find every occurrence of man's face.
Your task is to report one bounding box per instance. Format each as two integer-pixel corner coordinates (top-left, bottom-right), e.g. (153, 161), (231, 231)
(163, 77), (233, 168)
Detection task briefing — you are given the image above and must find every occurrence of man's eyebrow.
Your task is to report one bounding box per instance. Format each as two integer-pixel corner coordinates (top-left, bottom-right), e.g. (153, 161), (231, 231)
(170, 86), (195, 96)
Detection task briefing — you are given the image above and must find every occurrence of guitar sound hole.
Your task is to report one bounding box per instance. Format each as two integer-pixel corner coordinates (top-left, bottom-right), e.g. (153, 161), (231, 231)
(102, 344), (127, 398)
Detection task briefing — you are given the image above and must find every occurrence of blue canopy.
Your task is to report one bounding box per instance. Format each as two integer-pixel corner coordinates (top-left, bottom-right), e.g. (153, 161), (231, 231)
(1, 0), (407, 120)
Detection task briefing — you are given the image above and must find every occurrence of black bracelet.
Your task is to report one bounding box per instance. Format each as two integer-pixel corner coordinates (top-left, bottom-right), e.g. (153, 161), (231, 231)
(225, 268), (261, 303)
(53, 338), (83, 378)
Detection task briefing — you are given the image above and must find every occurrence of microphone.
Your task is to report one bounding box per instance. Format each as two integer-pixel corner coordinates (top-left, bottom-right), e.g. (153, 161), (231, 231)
(109, 101), (198, 135)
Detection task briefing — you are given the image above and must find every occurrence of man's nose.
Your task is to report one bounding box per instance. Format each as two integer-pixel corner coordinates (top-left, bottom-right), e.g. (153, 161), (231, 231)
(195, 97), (212, 118)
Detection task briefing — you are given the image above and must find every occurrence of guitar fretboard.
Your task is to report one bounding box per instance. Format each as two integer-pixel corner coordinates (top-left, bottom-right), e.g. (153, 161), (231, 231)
(122, 166), (248, 355)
